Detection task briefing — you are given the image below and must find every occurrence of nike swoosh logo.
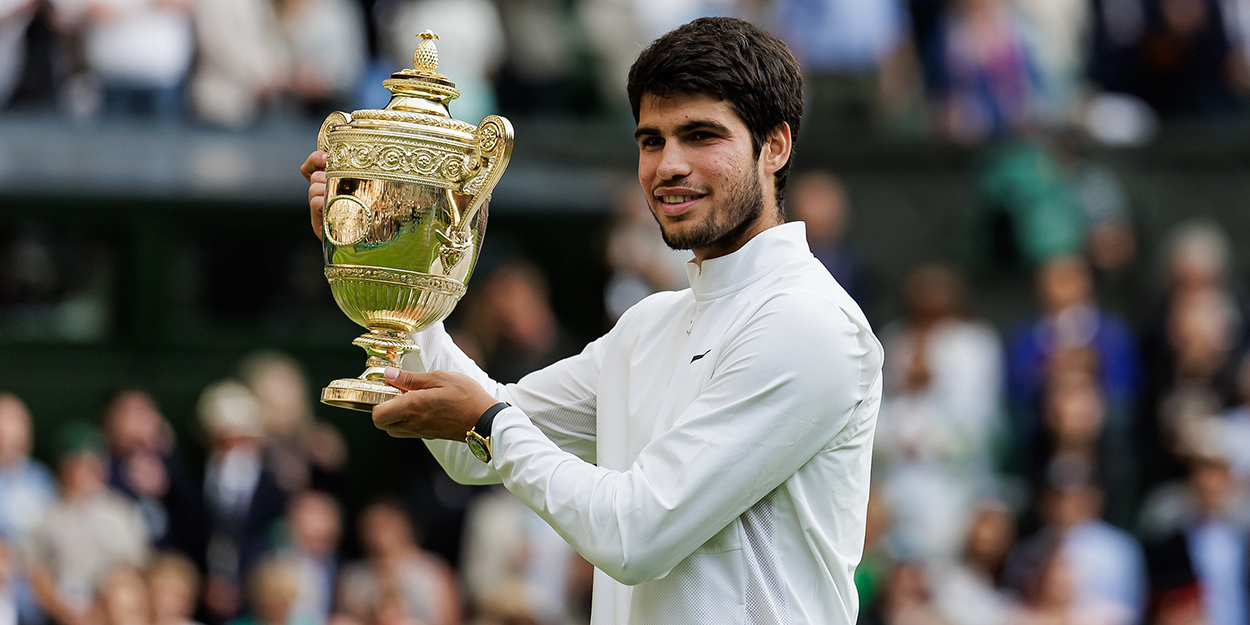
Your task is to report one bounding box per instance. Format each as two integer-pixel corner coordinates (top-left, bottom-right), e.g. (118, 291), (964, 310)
(691, 350), (711, 363)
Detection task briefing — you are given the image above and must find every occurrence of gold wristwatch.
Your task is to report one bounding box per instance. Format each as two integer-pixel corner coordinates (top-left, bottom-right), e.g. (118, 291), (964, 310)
(467, 402), (509, 463)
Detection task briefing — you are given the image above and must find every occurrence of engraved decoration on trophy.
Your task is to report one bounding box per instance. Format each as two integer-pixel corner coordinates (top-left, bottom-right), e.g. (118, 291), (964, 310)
(318, 30), (514, 411)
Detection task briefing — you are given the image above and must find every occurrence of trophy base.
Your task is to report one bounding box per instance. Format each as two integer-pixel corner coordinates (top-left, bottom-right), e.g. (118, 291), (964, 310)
(321, 378), (402, 412)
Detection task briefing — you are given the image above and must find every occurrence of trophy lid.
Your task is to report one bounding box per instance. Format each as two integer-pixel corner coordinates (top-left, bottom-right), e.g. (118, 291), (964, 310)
(380, 31), (463, 118)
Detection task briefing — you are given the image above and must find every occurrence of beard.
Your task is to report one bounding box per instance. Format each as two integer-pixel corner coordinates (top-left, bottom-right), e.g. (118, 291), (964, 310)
(655, 167), (766, 252)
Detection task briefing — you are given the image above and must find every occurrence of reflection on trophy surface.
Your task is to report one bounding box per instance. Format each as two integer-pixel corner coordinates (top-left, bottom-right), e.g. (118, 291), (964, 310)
(318, 31), (514, 411)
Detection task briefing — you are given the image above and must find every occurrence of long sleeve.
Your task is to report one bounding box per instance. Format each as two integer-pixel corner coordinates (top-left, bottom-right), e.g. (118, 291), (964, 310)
(487, 295), (882, 586)
(416, 322), (601, 485)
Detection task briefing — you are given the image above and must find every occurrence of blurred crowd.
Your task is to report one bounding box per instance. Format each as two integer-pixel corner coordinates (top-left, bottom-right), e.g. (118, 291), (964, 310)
(0, 347), (597, 625)
(762, 166), (1250, 625)
(6, 161), (1248, 625)
(1, 0), (1249, 137)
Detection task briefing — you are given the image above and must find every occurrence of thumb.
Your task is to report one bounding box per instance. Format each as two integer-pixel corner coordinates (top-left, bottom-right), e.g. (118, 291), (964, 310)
(384, 367), (439, 391)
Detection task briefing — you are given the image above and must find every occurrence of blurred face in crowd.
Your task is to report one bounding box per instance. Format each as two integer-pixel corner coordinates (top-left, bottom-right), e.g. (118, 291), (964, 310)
(1045, 370), (1105, 450)
(1190, 458), (1232, 518)
(0, 394), (33, 468)
(97, 568), (151, 625)
(289, 491), (341, 557)
(250, 560), (300, 625)
(105, 391), (165, 456)
(60, 450), (107, 498)
(1044, 484), (1101, 530)
(635, 93), (786, 260)
(963, 504), (1016, 573)
(789, 172), (849, 246)
(903, 264), (965, 326)
(1037, 256), (1092, 314)
(360, 503), (415, 558)
(148, 565), (199, 625)
(245, 358), (310, 439)
(482, 266), (557, 355)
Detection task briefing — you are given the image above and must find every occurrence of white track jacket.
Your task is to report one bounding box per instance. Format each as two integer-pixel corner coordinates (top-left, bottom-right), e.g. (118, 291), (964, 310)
(415, 222), (883, 624)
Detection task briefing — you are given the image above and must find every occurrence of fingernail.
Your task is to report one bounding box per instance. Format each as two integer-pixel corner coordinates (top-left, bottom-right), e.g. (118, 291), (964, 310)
(384, 367), (399, 382)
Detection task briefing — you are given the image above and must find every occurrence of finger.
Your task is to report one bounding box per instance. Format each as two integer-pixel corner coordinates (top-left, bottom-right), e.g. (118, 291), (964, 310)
(300, 150), (327, 182)
(371, 395), (412, 429)
(308, 181), (325, 204)
(311, 199), (324, 240)
(384, 367), (442, 392)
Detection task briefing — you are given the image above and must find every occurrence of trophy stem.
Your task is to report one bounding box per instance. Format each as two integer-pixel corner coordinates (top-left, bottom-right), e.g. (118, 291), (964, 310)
(321, 329), (417, 412)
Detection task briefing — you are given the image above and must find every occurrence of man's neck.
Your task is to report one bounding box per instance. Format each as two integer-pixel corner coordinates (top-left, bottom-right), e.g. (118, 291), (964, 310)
(691, 211), (784, 267)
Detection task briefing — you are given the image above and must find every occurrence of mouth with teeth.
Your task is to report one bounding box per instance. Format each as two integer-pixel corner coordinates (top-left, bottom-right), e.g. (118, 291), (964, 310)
(655, 191), (708, 215)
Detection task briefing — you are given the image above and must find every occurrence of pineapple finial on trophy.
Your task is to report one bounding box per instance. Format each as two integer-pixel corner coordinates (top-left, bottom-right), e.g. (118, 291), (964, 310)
(414, 31), (440, 74)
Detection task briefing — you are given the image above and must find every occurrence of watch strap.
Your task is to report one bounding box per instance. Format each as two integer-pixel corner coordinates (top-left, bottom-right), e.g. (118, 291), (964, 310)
(475, 402), (510, 438)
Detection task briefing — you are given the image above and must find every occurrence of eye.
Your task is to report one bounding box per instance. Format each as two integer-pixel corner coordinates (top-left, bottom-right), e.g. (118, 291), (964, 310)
(639, 136), (663, 148)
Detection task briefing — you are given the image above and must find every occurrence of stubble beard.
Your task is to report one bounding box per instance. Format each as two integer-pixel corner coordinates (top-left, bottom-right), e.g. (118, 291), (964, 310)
(654, 167), (766, 252)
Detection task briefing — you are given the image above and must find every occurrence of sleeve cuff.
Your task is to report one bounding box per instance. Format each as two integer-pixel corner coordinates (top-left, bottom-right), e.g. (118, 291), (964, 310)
(488, 405), (531, 468)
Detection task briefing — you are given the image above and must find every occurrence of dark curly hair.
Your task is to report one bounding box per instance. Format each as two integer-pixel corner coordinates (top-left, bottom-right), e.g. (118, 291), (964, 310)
(626, 17), (804, 210)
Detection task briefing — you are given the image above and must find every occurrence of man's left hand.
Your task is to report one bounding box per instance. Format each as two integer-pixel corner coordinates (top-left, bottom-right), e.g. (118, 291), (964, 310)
(372, 367), (500, 440)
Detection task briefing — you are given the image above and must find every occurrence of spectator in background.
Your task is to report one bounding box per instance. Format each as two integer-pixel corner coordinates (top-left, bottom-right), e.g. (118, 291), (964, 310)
(277, 0), (366, 118)
(190, 0), (289, 127)
(146, 553), (203, 625)
(0, 0), (36, 109)
(460, 485), (579, 625)
(493, 0), (575, 113)
(939, 0), (1042, 142)
(239, 351), (347, 496)
(1219, 353), (1250, 481)
(787, 171), (870, 307)
(1089, 0), (1149, 94)
(230, 557), (309, 625)
(1144, 219), (1245, 406)
(873, 562), (949, 625)
(0, 393), (55, 625)
(1008, 547), (1133, 625)
(102, 389), (205, 560)
(50, 0), (193, 120)
(374, 0), (503, 124)
(771, 0), (915, 134)
(1135, 0), (1237, 117)
(1005, 456), (1146, 625)
(876, 263), (1004, 561)
(1006, 256), (1140, 492)
(931, 501), (1018, 625)
(337, 500), (461, 625)
(27, 421), (149, 625)
(455, 260), (579, 385)
(198, 381), (287, 625)
(278, 491), (341, 625)
(1142, 439), (1249, 625)
(1011, 0), (1090, 126)
(602, 180), (689, 325)
(94, 566), (150, 625)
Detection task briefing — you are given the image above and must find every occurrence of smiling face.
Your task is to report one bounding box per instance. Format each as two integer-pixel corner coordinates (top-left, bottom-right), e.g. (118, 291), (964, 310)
(635, 92), (789, 262)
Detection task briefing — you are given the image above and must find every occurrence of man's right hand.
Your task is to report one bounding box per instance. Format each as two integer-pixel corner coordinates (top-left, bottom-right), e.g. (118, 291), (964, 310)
(301, 150), (328, 240)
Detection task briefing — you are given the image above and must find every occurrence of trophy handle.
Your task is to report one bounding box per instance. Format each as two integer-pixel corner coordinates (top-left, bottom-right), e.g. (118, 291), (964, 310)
(457, 115), (514, 229)
(318, 111), (351, 153)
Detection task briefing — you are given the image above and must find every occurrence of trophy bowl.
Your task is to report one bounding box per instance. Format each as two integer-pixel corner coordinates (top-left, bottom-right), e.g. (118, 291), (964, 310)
(318, 31), (513, 411)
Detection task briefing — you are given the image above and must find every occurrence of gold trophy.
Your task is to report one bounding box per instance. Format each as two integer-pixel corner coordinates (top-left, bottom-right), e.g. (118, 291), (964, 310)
(318, 31), (513, 411)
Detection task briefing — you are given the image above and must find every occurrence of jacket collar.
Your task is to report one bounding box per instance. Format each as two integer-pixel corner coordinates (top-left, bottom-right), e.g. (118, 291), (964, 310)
(685, 222), (810, 300)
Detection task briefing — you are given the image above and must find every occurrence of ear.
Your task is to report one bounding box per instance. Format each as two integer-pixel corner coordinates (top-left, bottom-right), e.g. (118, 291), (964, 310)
(760, 122), (792, 178)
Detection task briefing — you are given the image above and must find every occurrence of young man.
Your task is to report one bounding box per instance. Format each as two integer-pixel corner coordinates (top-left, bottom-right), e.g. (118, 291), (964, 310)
(302, 17), (882, 624)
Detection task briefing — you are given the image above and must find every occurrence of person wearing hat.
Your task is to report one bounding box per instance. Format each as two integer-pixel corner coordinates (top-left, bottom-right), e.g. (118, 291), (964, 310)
(198, 380), (288, 625)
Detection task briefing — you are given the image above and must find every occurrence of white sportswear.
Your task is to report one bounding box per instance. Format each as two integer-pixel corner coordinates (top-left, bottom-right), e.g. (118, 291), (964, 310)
(415, 222), (883, 625)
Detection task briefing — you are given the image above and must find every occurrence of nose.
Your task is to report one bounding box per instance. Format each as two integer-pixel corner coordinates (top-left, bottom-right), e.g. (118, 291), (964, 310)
(655, 142), (691, 181)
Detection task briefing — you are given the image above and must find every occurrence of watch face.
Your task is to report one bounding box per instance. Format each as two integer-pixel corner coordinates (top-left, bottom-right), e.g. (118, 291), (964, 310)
(467, 435), (491, 463)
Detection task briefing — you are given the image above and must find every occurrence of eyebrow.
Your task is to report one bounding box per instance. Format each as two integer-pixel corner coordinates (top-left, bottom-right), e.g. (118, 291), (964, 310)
(633, 119), (731, 141)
